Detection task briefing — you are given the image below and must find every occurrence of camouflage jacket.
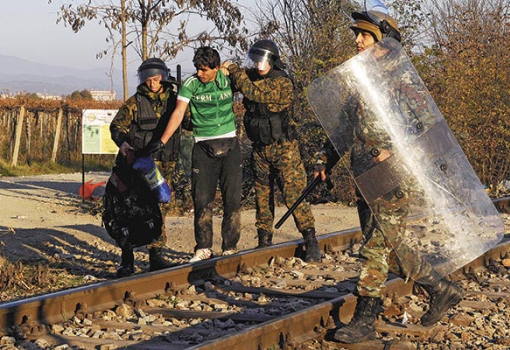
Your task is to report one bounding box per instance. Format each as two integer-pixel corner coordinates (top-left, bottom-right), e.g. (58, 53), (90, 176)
(110, 81), (178, 149)
(228, 64), (295, 144)
(228, 64), (293, 113)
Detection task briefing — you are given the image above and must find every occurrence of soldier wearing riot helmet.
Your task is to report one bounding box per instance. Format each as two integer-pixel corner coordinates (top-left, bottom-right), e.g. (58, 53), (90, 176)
(222, 40), (321, 262)
(313, 7), (465, 344)
(350, 9), (401, 43)
(243, 39), (287, 72)
(109, 57), (180, 277)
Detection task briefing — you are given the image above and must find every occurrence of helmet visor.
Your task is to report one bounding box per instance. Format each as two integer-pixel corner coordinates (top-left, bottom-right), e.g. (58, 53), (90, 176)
(138, 68), (168, 84)
(349, 0), (390, 28)
(243, 48), (274, 70)
(350, 0), (389, 14)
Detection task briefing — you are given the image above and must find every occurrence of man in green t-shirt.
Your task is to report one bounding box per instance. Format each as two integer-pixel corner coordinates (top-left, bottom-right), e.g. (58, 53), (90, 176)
(149, 47), (241, 262)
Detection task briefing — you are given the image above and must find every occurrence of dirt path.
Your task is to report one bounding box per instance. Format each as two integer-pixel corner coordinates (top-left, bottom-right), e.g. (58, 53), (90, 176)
(0, 172), (360, 276)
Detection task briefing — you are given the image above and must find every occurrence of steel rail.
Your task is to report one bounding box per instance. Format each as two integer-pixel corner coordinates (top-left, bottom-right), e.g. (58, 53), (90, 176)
(0, 228), (362, 335)
(191, 237), (510, 350)
(1, 196), (508, 340)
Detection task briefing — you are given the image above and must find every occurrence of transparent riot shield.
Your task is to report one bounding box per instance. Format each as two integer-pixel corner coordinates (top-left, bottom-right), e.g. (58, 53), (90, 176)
(308, 38), (504, 279)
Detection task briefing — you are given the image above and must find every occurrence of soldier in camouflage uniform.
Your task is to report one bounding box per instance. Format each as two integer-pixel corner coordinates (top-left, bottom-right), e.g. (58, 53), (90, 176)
(110, 58), (180, 277)
(222, 40), (321, 262)
(313, 10), (464, 343)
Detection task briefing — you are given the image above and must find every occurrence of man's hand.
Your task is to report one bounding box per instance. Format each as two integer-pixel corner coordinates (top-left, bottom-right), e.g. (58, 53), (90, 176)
(120, 142), (134, 156)
(220, 61), (234, 76)
(313, 164), (327, 182)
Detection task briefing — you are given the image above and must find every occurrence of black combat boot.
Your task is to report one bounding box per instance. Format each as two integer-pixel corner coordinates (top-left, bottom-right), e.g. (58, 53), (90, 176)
(148, 247), (173, 271)
(302, 228), (321, 262)
(417, 276), (465, 326)
(117, 243), (134, 278)
(333, 296), (381, 343)
(256, 230), (273, 248)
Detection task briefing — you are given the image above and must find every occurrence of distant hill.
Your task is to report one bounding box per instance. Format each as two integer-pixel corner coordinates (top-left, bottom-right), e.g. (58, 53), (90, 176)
(0, 53), (137, 98)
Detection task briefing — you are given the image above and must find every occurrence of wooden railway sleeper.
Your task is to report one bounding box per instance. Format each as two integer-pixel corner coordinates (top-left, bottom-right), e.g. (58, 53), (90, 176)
(279, 331), (293, 349)
(165, 280), (177, 294)
(123, 290), (147, 308)
(74, 302), (87, 321)
(18, 315), (46, 337)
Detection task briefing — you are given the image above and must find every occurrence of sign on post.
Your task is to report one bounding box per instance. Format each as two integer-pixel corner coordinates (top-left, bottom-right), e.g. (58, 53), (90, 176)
(82, 109), (119, 155)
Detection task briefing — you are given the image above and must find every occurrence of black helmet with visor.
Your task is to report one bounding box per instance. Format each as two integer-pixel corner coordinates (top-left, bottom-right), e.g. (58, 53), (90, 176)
(137, 58), (170, 84)
(244, 39), (286, 70)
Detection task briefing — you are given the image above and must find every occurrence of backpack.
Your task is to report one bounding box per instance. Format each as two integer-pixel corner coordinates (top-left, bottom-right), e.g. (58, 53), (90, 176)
(102, 156), (162, 248)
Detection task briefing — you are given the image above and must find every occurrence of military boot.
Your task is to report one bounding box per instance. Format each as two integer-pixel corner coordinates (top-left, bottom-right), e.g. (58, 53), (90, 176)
(117, 243), (134, 278)
(148, 247), (173, 271)
(256, 230), (273, 248)
(302, 228), (321, 262)
(417, 277), (465, 326)
(333, 296), (381, 343)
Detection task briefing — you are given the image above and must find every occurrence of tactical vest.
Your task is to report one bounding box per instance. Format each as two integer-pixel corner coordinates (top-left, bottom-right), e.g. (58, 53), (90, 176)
(128, 90), (180, 162)
(243, 69), (291, 146)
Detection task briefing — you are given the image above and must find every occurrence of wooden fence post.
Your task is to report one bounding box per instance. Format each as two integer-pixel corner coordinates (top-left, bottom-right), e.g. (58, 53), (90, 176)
(51, 108), (63, 163)
(11, 106), (25, 167)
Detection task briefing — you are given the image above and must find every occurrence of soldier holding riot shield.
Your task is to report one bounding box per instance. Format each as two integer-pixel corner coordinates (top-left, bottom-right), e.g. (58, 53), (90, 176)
(310, 0), (503, 344)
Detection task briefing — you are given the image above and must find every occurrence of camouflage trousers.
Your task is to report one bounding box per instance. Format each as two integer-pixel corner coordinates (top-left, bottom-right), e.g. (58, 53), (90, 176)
(356, 188), (434, 298)
(147, 160), (176, 250)
(252, 139), (315, 234)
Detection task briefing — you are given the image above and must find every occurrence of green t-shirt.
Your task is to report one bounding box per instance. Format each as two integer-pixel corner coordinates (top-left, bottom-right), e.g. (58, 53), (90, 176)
(178, 70), (236, 138)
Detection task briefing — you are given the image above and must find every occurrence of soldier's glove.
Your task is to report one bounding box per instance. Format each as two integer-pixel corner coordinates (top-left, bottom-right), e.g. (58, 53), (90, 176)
(138, 140), (164, 156)
(147, 140), (165, 154)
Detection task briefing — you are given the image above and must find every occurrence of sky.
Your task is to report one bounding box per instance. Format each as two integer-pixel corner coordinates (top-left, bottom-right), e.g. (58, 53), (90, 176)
(0, 1), (251, 76)
(0, 1), (119, 70)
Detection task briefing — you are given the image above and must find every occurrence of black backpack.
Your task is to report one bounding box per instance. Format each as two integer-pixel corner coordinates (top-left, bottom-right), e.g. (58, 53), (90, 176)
(102, 155), (162, 248)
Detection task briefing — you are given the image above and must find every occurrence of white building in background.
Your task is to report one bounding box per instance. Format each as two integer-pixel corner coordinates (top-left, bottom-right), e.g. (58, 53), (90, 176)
(90, 90), (116, 102)
(35, 93), (62, 100)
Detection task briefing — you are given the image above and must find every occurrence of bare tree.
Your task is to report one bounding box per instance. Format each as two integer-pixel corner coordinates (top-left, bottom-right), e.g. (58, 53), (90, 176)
(252, 0), (428, 99)
(49, 0), (249, 99)
(387, 0), (430, 52)
(121, 0), (128, 99)
(252, 1), (353, 108)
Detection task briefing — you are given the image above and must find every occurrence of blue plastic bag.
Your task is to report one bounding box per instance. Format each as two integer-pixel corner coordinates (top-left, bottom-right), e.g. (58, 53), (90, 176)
(132, 156), (171, 203)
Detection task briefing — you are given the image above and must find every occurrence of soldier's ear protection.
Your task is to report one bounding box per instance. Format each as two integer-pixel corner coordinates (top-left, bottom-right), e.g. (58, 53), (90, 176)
(379, 19), (401, 42)
(380, 20), (391, 34)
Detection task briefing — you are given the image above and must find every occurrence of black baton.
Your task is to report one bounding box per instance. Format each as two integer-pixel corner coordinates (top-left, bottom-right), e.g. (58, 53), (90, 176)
(275, 176), (321, 229)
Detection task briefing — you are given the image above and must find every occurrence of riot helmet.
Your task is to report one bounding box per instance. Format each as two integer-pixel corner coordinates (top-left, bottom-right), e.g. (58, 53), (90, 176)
(350, 10), (401, 42)
(244, 39), (285, 71)
(137, 58), (170, 84)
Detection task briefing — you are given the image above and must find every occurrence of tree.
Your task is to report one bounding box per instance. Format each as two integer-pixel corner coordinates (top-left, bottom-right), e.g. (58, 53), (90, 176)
(422, 0), (510, 193)
(68, 89), (93, 100)
(387, 0), (430, 53)
(49, 0), (249, 100)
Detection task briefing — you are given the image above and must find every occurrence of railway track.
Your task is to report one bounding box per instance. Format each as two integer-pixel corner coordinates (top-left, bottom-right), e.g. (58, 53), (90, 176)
(1, 233), (510, 349)
(1, 199), (510, 349)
